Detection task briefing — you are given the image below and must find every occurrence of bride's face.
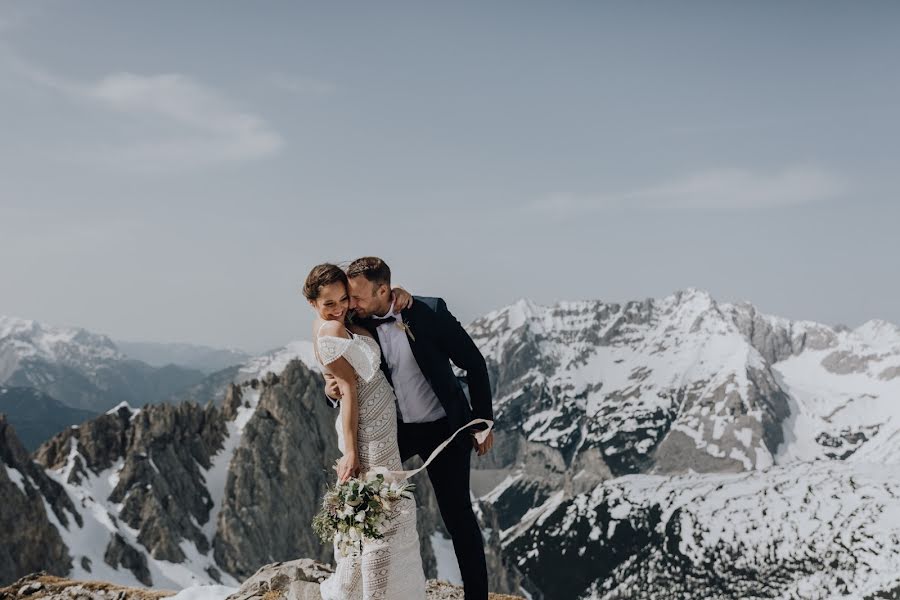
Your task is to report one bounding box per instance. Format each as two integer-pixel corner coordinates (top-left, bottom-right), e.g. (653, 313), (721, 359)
(309, 282), (350, 321)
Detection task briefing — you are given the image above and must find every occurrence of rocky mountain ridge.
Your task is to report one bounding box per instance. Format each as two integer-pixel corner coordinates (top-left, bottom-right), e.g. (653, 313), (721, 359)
(4, 289), (900, 599)
(466, 288), (900, 598)
(470, 289), (900, 474)
(0, 356), (464, 590)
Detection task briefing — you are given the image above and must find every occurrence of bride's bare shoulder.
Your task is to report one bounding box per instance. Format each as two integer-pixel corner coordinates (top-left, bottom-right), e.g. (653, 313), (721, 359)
(314, 319), (350, 339)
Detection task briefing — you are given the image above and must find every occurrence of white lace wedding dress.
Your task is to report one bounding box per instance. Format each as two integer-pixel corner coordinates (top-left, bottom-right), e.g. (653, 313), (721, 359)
(315, 326), (427, 600)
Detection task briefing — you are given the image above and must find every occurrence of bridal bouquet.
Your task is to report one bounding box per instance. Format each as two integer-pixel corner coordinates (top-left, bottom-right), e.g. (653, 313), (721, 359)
(312, 471), (415, 558)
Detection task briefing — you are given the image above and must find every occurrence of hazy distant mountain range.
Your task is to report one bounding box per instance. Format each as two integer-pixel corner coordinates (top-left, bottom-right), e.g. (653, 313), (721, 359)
(0, 316), (254, 449)
(114, 341), (251, 374)
(0, 316), (209, 414)
(0, 387), (97, 452)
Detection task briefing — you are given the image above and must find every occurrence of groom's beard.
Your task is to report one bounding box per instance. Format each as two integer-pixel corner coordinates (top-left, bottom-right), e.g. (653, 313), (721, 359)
(351, 298), (387, 320)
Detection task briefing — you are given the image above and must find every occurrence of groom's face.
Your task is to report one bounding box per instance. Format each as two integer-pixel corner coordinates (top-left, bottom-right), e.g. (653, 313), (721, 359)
(348, 276), (391, 318)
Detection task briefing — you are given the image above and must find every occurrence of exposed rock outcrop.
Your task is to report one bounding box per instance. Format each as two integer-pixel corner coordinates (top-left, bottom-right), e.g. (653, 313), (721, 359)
(225, 559), (525, 600)
(213, 360), (340, 578)
(0, 415), (74, 586)
(34, 400), (228, 571)
(0, 571), (174, 600)
(0, 563), (525, 600)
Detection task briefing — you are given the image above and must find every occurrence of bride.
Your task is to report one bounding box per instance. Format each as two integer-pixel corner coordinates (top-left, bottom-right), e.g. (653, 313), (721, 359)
(303, 262), (426, 599)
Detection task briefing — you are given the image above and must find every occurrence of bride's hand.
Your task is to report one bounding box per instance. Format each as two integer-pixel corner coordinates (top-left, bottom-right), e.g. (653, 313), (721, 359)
(391, 286), (414, 311)
(337, 452), (361, 483)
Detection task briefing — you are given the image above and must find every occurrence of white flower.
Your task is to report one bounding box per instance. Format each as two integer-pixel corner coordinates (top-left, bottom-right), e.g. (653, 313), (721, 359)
(355, 511), (366, 523)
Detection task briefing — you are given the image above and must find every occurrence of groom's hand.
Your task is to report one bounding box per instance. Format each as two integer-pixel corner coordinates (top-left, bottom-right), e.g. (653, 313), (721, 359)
(473, 431), (494, 456)
(324, 373), (342, 400)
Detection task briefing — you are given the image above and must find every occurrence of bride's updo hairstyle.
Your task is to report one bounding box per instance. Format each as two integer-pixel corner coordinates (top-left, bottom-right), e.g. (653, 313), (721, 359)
(303, 263), (349, 300)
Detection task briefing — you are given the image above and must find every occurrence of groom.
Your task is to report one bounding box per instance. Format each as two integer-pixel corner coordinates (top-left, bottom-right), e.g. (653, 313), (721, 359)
(324, 256), (494, 600)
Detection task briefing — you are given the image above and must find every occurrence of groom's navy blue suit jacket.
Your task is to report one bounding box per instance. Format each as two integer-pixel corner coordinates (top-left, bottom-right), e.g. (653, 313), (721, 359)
(358, 296), (494, 433)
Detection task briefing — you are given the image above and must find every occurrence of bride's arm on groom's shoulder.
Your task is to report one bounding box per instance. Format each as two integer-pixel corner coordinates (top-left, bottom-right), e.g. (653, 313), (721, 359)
(391, 286), (414, 311)
(431, 298), (494, 423)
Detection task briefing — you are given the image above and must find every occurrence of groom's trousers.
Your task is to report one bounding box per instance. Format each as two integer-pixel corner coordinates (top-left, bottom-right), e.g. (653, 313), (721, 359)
(398, 417), (489, 600)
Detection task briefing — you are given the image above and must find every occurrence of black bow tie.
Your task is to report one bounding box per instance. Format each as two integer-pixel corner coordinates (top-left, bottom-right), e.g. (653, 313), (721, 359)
(356, 315), (396, 329)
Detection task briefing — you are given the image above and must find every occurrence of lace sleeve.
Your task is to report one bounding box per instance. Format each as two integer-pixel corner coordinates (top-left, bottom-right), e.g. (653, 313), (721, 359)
(317, 336), (379, 383)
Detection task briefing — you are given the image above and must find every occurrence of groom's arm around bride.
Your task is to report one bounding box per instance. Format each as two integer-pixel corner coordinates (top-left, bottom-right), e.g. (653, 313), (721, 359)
(322, 264), (494, 456)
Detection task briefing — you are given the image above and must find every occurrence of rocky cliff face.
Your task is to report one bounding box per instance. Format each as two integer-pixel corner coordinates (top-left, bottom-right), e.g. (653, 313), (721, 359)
(30, 398), (229, 586)
(0, 415), (74, 585)
(213, 367), (338, 578)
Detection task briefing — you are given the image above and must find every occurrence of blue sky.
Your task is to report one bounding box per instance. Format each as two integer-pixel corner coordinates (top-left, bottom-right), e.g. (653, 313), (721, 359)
(1, 1), (898, 352)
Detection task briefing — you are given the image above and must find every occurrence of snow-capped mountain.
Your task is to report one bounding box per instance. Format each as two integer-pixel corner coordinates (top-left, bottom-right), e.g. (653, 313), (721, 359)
(467, 289), (900, 598)
(0, 316), (123, 381)
(4, 290), (900, 599)
(470, 289), (900, 476)
(498, 461), (900, 599)
(0, 315), (206, 413)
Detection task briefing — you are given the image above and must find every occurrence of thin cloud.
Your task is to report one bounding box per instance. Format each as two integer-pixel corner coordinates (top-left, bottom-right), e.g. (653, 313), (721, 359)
(530, 166), (846, 217)
(7, 55), (283, 171)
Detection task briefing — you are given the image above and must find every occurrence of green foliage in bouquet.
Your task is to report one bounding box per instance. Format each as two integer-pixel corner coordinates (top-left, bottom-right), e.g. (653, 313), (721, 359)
(313, 471), (416, 557)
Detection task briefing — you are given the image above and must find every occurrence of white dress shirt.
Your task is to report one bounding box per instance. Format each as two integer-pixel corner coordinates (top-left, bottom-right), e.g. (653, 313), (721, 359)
(373, 304), (447, 423)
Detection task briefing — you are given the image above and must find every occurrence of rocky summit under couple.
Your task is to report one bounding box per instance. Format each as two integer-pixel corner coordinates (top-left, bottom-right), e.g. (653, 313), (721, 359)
(303, 257), (496, 600)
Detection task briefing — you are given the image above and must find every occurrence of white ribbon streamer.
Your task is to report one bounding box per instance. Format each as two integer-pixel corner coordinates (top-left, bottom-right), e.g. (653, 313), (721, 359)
(367, 418), (494, 482)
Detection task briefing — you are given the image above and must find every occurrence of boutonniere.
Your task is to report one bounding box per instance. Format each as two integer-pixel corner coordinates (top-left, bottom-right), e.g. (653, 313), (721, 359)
(395, 319), (416, 342)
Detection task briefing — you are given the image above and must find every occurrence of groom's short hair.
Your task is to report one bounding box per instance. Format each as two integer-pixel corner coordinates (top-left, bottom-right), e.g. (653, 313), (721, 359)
(347, 256), (391, 288)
